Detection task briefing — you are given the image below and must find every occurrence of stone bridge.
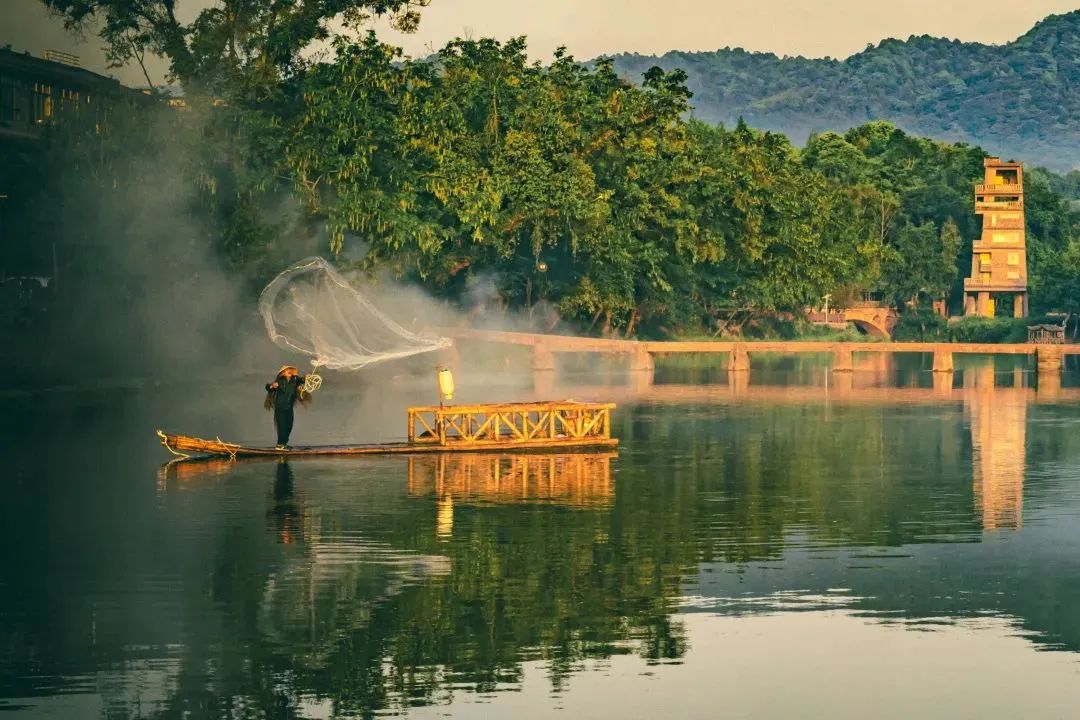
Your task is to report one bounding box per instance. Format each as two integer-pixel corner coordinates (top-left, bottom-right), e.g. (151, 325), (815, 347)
(442, 328), (1078, 392)
(806, 303), (900, 338)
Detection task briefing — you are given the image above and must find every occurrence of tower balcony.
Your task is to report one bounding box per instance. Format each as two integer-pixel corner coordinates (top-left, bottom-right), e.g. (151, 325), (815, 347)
(975, 199), (1023, 212)
(964, 278), (1027, 293)
(976, 183), (1023, 195)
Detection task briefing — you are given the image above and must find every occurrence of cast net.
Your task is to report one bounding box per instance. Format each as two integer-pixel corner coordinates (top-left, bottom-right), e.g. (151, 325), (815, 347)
(258, 257), (451, 371)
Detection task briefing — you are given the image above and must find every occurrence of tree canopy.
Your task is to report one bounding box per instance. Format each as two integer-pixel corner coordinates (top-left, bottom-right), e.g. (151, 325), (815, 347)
(6, 6), (1080, 379)
(41, 0), (430, 87)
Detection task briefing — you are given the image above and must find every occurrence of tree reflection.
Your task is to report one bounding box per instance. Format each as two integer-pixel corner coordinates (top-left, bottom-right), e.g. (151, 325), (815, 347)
(138, 391), (1077, 716)
(6, 381), (1080, 718)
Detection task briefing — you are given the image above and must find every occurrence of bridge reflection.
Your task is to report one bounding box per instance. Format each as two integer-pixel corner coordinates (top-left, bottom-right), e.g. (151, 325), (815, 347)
(557, 360), (1041, 531)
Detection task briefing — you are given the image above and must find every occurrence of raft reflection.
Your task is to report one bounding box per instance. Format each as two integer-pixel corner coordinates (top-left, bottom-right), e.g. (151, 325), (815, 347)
(407, 452), (615, 509)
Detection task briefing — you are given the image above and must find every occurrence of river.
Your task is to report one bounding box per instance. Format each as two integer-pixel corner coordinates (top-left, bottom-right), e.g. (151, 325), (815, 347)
(2, 356), (1080, 718)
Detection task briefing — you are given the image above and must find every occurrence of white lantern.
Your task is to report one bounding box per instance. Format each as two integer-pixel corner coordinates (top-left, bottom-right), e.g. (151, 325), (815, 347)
(437, 367), (455, 403)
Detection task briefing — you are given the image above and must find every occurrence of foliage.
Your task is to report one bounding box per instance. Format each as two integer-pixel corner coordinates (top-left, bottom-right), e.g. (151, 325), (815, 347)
(609, 10), (1080, 170)
(946, 317), (1029, 344)
(11, 5), (1080, 356)
(41, 0), (430, 88)
(801, 122), (1080, 316)
(278, 37), (883, 336)
(895, 311), (1077, 344)
(880, 220), (960, 305)
(891, 308), (948, 342)
(1029, 168), (1080, 201)
(1029, 239), (1080, 338)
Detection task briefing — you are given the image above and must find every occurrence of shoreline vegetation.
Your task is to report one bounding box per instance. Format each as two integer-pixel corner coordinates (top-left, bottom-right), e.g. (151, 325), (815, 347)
(4, 2), (1080, 384)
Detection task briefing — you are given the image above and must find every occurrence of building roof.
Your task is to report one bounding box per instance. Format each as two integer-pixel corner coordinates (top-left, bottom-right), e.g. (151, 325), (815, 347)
(0, 47), (143, 96)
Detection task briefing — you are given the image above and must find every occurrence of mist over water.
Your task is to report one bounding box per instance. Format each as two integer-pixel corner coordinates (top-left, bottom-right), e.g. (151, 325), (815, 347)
(5, 97), (560, 397)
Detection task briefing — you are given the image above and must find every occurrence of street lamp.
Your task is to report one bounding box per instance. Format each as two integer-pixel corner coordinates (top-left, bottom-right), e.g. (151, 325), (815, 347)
(823, 293), (832, 322)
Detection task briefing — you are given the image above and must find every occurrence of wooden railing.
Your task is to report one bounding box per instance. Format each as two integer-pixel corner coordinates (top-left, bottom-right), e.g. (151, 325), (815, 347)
(976, 183), (1022, 194)
(976, 200), (1024, 211)
(408, 401), (615, 447)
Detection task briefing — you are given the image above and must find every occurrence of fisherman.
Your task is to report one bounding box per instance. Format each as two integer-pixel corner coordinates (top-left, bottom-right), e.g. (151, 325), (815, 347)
(265, 365), (308, 450)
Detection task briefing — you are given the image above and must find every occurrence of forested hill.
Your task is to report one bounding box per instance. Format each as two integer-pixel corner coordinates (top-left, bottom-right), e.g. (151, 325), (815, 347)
(606, 11), (1080, 171)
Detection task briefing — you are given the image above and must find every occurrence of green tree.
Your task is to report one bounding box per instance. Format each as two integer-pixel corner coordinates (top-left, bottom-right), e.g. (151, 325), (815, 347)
(881, 220), (960, 305)
(1031, 239), (1080, 336)
(41, 0), (431, 87)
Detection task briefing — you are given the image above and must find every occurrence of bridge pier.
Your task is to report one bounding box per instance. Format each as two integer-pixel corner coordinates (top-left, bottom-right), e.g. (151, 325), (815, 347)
(1038, 372), (1061, 398)
(932, 370), (954, 397)
(1036, 347), (1063, 398)
(728, 344), (750, 373)
(532, 346), (556, 398)
(932, 349), (954, 373)
(832, 371), (853, 394)
(629, 347), (655, 373)
(728, 367), (750, 394)
(533, 368), (555, 398)
(963, 363), (995, 389)
(628, 347), (655, 389)
(532, 345), (555, 372)
(1036, 347), (1063, 376)
(832, 346), (854, 373)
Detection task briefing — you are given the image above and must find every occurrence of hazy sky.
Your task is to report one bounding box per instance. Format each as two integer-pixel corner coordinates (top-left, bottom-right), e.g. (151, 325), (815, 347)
(6, 0), (1079, 86)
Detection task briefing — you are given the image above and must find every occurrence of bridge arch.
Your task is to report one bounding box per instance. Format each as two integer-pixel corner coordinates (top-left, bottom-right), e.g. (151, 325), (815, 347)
(843, 307), (897, 339)
(849, 318), (890, 339)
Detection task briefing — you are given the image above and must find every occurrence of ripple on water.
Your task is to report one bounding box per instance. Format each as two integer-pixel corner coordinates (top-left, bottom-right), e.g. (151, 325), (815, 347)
(4, 381), (1080, 717)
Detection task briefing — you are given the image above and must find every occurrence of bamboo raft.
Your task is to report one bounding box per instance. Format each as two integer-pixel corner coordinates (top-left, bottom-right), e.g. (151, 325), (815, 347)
(158, 401), (618, 459)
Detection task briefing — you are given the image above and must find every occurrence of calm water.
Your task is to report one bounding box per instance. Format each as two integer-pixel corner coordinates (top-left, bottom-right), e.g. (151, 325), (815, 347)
(3, 358), (1080, 719)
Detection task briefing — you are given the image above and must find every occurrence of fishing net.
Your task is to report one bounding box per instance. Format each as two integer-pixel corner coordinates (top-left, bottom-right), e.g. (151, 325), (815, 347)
(258, 257), (451, 371)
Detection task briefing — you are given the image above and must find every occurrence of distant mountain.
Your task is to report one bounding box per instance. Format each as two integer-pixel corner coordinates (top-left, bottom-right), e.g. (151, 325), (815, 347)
(606, 11), (1080, 171)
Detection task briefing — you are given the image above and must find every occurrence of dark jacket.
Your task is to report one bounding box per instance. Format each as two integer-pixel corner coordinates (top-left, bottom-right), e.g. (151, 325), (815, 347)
(266, 374), (306, 410)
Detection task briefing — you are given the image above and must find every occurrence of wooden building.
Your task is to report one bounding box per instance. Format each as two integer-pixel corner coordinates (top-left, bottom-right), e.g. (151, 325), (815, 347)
(0, 47), (139, 143)
(0, 48), (146, 317)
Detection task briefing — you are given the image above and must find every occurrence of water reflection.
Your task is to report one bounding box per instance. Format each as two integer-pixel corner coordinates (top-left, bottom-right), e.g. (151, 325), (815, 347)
(3, 368), (1080, 717)
(407, 452), (615, 540)
(269, 459), (304, 544)
(964, 366), (1026, 530)
(407, 453), (615, 509)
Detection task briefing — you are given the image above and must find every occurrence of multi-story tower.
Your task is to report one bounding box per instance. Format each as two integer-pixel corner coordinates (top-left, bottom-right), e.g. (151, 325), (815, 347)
(963, 158), (1027, 317)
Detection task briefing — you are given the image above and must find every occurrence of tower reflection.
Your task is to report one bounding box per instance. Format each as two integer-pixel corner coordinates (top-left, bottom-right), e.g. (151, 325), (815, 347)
(963, 364), (1026, 530)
